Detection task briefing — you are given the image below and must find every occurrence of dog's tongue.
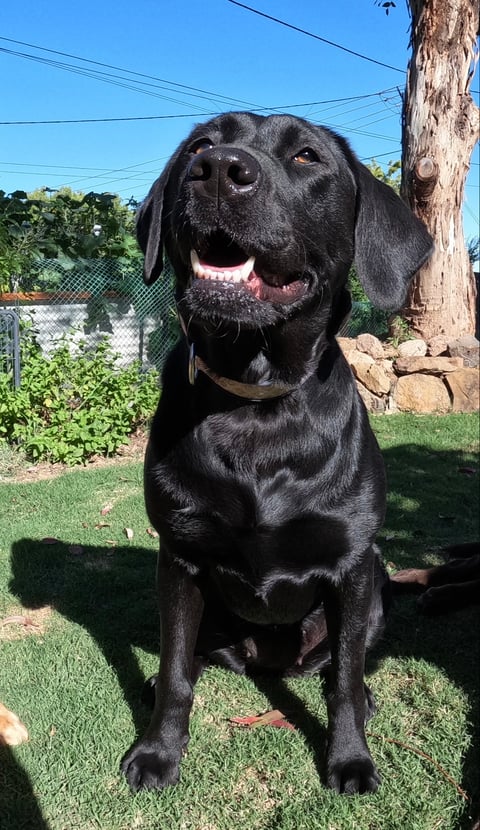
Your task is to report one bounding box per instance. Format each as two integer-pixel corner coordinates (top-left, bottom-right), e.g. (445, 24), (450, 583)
(246, 273), (272, 300)
(191, 250), (304, 303)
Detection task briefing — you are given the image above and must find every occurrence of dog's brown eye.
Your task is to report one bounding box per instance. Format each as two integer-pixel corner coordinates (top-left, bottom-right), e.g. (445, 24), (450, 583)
(189, 138), (214, 155)
(294, 148), (320, 165)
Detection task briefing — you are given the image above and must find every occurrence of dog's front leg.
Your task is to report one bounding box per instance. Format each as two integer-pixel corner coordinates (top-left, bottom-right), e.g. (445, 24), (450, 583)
(121, 551), (204, 791)
(323, 551), (380, 795)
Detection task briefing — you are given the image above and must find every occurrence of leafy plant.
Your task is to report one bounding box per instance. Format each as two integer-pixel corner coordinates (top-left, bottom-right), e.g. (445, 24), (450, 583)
(0, 188), (142, 293)
(0, 330), (159, 464)
(387, 314), (415, 346)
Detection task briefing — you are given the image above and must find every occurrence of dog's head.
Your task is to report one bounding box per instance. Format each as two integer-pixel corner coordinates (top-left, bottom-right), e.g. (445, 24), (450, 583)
(137, 112), (432, 332)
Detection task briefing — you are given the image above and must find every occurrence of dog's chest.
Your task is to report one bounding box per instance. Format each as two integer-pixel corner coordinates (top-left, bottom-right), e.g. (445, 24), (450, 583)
(153, 418), (359, 571)
(147, 405), (380, 624)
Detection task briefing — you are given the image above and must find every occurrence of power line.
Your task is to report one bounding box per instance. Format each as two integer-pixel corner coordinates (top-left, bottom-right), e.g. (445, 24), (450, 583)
(0, 112), (207, 126)
(227, 0), (405, 74)
(0, 47), (219, 113)
(0, 35), (262, 111)
(0, 32), (402, 127)
(0, 88), (399, 126)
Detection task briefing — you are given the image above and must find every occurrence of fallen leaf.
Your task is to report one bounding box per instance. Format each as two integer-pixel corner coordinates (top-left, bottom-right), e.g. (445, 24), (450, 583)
(106, 540), (118, 547)
(146, 527), (159, 539)
(0, 615), (40, 631)
(68, 544), (84, 556)
(230, 715), (260, 727)
(230, 709), (295, 731)
(269, 718), (296, 731)
(81, 522), (89, 528)
(124, 528), (134, 540)
(100, 503), (113, 516)
(95, 522), (110, 530)
(41, 537), (61, 545)
(458, 466), (477, 476)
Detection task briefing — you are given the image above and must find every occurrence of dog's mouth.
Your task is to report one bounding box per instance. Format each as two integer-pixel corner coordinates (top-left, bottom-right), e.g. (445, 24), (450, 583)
(189, 237), (307, 305)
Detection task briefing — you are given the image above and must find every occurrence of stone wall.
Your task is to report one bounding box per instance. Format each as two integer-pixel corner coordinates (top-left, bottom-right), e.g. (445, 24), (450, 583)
(338, 333), (479, 414)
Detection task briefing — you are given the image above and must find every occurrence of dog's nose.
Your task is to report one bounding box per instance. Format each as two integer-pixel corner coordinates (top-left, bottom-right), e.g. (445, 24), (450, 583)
(187, 147), (261, 200)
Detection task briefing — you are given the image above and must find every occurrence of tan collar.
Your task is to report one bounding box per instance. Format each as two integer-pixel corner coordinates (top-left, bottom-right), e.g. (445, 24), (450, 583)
(178, 311), (296, 401)
(189, 345), (296, 401)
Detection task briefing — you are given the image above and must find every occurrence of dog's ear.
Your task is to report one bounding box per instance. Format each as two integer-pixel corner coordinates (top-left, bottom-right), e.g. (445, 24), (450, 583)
(353, 163), (433, 310)
(136, 155), (178, 285)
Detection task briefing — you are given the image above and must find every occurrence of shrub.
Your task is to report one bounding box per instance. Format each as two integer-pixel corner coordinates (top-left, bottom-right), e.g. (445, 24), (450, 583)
(0, 331), (159, 464)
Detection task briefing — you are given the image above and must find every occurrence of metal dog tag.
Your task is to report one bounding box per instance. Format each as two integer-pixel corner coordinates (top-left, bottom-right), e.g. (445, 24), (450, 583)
(188, 342), (198, 385)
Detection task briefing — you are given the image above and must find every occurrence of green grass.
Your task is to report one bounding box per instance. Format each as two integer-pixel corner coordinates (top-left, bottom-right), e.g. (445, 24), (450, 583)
(0, 413), (478, 830)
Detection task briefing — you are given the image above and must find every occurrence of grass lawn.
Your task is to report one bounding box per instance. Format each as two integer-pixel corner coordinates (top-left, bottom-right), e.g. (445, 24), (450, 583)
(0, 413), (478, 830)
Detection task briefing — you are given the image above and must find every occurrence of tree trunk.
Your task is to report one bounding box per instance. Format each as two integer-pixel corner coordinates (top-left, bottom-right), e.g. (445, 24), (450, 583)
(401, 0), (479, 339)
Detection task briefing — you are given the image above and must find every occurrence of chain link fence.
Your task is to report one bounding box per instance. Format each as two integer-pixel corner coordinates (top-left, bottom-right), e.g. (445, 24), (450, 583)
(340, 302), (388, 339)
(0, 309), (21, 388)
(0, 259), (388, 380)
(1, 258), (178, 371)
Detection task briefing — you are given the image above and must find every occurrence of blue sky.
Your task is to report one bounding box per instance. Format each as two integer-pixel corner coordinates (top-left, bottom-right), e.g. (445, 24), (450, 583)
(1, 0), (478, 243)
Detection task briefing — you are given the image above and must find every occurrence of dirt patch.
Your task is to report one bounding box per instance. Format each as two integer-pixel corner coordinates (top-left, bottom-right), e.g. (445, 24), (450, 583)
(0, 432), (148, 484)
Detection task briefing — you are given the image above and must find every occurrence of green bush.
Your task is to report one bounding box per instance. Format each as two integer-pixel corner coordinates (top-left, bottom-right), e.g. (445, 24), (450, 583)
(0, 331), (159, 464)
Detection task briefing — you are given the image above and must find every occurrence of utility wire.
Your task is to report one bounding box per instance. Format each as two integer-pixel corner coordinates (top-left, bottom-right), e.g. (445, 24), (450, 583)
(0, 88), (399, 126)
(227, 0), (406, 74)
(0, 47), (219, 113)
(0, 35), (261, 111)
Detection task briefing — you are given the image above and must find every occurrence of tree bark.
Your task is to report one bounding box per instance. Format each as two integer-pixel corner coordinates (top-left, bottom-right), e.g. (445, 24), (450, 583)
(401, 0), (479, 339)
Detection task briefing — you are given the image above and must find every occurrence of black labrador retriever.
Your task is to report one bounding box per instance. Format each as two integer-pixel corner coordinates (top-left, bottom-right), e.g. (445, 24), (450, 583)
(121, 112), (432, 795)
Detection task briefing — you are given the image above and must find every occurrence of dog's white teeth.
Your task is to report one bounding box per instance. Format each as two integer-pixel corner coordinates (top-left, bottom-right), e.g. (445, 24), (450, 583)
(240, 256), (256, 281)
(190, 249), (256, 284)
(190, 249), (201, 272)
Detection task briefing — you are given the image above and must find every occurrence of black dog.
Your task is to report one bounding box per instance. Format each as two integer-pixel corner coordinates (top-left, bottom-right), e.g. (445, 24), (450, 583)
(121, 112), (432, 795)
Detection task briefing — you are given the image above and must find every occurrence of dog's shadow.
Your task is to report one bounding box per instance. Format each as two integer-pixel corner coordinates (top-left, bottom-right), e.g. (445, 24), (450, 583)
(0, 744), (50, 830)
(9, 539), (159, 736)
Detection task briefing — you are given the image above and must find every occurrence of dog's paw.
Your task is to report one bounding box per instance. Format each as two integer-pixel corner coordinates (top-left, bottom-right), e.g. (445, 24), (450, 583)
(0, 703), (29, 746)
(121, 741), (180, 792)
(327, 755), (381, 795)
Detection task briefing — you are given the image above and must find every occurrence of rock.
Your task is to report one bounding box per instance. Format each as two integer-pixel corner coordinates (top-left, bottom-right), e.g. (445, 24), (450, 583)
(356, 382), (386, 412)
(356, 333), (385, 360)
(347, 351), (379, 393)
(397, 339), (428, 357)
(345, 349), (374, 372)
(394, 356), (463, 375)
(382, 343), (399, 359)
(427, 334), (449, 357)
(447, 335), (480, 368)
(364, 363), (392, 396)
(445, 368), (480, 412)
(381, 359), (395, 374)
(347, 350), (391, 396)
(337, 337), (357, 354)
(393, 374), (451, 413)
